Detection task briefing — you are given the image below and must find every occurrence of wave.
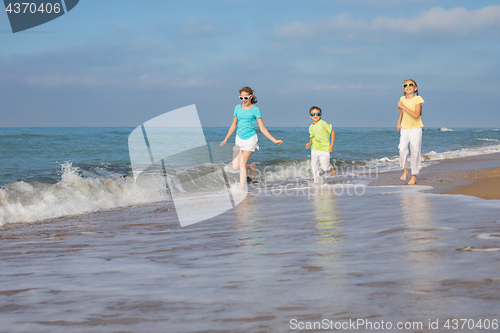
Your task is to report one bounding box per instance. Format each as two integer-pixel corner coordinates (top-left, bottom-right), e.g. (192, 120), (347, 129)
(439, 127), (453, 132)
(0, 157), (365, 225)
(477, 138), (500, 142)
(3, 140), (500, 225)
(363, 144), (500, 172)
(0, 162), (170, 226)
(421, 144), (500, 161)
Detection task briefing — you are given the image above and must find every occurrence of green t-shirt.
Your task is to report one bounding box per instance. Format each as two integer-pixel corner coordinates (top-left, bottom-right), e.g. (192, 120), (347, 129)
(309, 119), (332, 151)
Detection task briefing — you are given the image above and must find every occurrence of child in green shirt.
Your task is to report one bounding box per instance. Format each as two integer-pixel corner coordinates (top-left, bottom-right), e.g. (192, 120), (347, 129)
(305, 106), (335, 184)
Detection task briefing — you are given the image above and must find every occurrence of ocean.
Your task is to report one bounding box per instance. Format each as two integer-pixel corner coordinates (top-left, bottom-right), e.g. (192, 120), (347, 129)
(1, 126), (499, 226)
(2, 126), (500, 332)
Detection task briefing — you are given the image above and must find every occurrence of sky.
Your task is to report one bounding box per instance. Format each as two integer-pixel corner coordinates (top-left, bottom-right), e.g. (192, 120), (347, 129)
(1, 0), (500, 128)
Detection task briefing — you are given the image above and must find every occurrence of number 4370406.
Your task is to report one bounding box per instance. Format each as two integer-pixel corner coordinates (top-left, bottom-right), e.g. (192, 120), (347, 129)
(5, 3), (61, 14)
(444, 319), (498, 330)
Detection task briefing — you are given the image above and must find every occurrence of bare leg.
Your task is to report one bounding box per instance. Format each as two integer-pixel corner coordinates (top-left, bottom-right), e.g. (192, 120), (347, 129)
(407, 175), (417, 185)
(329, 167), (335, 176)
(400, 168), (408, 181)
(247, 163), (256, 177)
(239, 150), (254, 187)
(232, 150), (240, 170)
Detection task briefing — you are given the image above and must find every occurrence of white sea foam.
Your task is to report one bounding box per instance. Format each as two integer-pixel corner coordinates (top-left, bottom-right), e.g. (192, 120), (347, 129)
(457, 246), (500, 252)
(439, 127), (453, 132)
(0, 162), (170, 226)
(3, 140), (500, 225)
(477, 138), (499, 142)
(0, 162), (250, 227)
(422, 144), (500, 161)
(363, 144), (500, 175)
(259, 159), (311, 182)
(477, 233), (500, 240)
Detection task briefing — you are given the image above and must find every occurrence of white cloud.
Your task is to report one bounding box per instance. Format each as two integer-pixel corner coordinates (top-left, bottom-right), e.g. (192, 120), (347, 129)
(179, 24), (222, 36)
(322, 47), (364, 55)
(19, 73), (218, 89)
(177, 18), (223, 37)
(275, 6), (500, 41)
(24, 74), (102, 87)
(137, 74), (218, 88)
(312, 83), (384, 91)
(313, 84), (340, 91)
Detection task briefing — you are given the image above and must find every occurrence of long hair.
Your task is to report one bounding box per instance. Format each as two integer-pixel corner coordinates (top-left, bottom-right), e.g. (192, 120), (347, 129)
(239, 86), (257, 104)
(403, 79), (422, 115)
(403, 79), (419, 97)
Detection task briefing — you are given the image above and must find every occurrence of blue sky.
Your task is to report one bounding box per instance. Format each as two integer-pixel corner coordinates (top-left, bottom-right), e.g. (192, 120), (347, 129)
(1, 0), (499, 127)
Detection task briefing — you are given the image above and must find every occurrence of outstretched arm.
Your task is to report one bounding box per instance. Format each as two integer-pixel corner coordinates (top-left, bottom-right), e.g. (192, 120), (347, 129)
(220, 117), (238, 147)
(257, 118), (283, 145)
(397, 101), (422, 119)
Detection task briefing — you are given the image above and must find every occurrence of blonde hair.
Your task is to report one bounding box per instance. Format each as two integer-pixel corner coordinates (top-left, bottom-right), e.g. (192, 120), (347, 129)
(403, 79), (419, 97)
(239, 86), (257, 104)
(403, 79), (422, 115)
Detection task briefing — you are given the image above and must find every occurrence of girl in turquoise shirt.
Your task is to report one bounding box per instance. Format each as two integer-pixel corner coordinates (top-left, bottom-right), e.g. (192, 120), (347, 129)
(221, 86), (283, 188)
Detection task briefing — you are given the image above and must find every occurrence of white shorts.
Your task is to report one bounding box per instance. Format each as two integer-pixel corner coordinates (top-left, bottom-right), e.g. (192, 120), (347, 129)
(234, 134), (259, 152)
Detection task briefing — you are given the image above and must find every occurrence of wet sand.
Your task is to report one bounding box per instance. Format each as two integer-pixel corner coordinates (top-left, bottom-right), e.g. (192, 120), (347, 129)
(443, 172), (500, 200)
(1, 154), (500, 332)
(368, 152), (500, 199)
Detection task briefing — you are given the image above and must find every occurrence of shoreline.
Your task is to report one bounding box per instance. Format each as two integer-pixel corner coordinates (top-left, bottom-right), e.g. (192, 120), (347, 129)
(0, 151), (498, 228)
(1, 151), (500, 332)
(367, 152), (500, 200)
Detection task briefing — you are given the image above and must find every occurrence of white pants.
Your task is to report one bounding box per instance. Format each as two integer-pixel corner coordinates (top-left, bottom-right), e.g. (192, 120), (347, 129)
(399, 128), (422, 175)
(311, 150), (333, 183)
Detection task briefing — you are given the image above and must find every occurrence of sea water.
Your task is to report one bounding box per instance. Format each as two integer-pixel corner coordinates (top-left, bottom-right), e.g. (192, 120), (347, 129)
(1, 184), (500, 332)
(1, 127), (499, 225)
(1, 127), (500, 332)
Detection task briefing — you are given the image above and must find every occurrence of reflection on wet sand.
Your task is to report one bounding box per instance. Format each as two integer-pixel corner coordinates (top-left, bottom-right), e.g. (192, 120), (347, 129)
(400, 188), (436, 254)
(312, 192), (342, 246)
(399, 188), (441, 295)
(1, 185), (500, 332)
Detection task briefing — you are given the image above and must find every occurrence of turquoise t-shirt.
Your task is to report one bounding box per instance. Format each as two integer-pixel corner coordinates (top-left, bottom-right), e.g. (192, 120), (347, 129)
(233, 104), (262, 140)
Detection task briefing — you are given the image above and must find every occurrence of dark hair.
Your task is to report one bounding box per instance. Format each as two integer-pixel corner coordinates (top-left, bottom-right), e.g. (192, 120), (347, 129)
(403, 79), (419, 96)
(309, 106), (322, 113)
(239, 86), (257, 104)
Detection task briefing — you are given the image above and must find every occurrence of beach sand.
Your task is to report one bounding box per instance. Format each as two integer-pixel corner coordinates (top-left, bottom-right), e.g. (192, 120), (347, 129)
(442, 171), (500, 200)
(368, 152), (500, 200)
(1, 153), (500, 332)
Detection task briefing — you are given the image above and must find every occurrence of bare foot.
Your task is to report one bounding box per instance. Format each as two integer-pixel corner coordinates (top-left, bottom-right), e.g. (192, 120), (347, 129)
(400, 169), (408, 181)
(248, 163), (256, 177)
(329, 168), (335, 176)
(407, 175), (417, 185)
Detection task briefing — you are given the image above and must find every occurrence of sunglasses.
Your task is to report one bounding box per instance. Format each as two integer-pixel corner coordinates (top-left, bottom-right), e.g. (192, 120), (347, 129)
(239, 95), (252, 101)
(309, 112), (322, 117)
(402, 83), (415, 88)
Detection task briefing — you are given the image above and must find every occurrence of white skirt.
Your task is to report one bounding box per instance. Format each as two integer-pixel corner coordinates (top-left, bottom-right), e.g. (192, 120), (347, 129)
(234, 134), (259, 152)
